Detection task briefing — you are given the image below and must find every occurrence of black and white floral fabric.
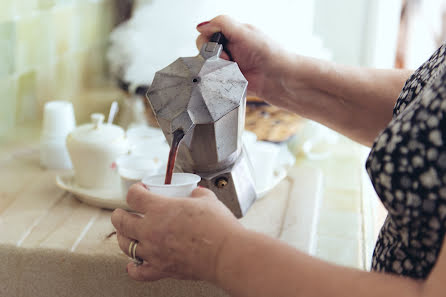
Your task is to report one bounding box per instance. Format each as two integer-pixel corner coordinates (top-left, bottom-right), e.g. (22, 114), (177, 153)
(366, 43), (446, 279)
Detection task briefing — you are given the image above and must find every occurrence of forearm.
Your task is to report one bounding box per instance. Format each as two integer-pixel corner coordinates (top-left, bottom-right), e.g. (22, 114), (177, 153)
(215, 230), (423, 297)
(262, 52), (413, 146)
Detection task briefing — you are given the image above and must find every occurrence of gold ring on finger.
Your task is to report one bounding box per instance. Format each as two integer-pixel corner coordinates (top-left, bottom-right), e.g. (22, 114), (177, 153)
(129, 239), (143, 266)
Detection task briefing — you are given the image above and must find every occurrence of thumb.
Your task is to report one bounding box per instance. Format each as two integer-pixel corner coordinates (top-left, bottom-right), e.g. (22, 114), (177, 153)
(190, 186), (216, 199)
(126, 182), (175, 213)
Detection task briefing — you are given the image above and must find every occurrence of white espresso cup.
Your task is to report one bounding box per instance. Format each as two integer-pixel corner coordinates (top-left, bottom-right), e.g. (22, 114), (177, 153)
(142, 173), (201, 197)
(41, 101), (76, 139)
(40, 101), (76, 169)
(250, 141), (280, 191)
(116, 155), (160, 197)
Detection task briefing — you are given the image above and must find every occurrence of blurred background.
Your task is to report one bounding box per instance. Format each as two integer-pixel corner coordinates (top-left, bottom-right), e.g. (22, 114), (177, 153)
(1, 0), (446, 135)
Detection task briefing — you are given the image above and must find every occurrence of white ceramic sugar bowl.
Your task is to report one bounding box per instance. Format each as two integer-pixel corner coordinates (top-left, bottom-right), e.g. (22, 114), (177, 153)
(66, 113), (129, 190)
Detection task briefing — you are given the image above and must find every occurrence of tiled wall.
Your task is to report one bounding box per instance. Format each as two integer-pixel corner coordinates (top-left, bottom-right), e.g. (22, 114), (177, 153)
(0, 0), (116, 136)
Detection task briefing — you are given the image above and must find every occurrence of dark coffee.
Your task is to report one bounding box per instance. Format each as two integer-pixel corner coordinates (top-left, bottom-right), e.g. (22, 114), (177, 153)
(164, 130), (185, 184)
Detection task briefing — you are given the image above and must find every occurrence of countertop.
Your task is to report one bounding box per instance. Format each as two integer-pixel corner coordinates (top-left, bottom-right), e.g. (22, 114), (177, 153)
(0, 124), (380, 297)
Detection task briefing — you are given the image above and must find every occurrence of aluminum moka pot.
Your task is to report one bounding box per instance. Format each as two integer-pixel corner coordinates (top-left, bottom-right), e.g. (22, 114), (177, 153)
(146, 32), (257, 218)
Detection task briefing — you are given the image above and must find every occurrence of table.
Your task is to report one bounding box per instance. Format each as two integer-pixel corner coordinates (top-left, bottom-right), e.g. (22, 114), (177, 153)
(0, 140), (324, 297)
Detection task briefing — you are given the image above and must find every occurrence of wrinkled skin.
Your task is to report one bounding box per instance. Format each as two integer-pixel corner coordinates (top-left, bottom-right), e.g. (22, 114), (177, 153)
(196, 15), (285, 100)
(111, 183), (243, 281)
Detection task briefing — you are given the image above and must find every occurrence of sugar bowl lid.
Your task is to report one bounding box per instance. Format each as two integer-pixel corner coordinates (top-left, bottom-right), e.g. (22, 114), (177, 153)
(68, 113), (126, 145)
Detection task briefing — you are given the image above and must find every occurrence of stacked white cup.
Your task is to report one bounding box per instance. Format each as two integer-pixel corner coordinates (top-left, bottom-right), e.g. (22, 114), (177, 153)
(249, 141), (280, 192)
(40, 101), (76, 169)
(127, 125), (169, 173)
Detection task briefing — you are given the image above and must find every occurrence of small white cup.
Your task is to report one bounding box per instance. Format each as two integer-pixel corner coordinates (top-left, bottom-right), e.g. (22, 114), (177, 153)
(40, 101), (76, 169)
(250, 141), (280, 191)
(127, 125), (165, 143)
(40, 139), (73, 170)
(41, 101), (76, 139)
(116, 155), (161, 196)
(131, 138), (170, 169)
(142, 173), (201, 197)
(242, 130), (257, 148)
(126, 125), (168, 170)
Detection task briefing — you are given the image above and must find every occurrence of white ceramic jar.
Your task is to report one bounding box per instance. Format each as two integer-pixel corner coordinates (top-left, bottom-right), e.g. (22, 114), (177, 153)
(40, 101), (76, 169)
(66, 113), (129, 190)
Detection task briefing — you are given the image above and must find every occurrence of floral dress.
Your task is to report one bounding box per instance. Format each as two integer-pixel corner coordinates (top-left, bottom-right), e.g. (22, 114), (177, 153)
(367, 43), (446, 279)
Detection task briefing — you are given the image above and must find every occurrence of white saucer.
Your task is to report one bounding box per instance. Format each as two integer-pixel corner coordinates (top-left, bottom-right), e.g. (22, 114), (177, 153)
(256, 166), (288, 199)
(255, 145), (295, 199)
(56, 164), (290, 210)
(56, 174), (131, 211)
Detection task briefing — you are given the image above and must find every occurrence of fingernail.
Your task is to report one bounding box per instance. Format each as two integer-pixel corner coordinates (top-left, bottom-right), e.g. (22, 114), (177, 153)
(142, 183), (148, 190)
(197, 21), (210, 28)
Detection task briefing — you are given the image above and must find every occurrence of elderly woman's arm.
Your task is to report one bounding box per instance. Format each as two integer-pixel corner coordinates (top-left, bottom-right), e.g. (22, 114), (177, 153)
(197, 16), (413, 146)
(216, 227), (427, 297)
(111, 184), (445, 297)
(268, 56), (412, 146)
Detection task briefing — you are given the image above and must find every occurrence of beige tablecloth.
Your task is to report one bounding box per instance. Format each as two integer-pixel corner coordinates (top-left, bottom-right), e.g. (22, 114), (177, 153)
(0, 146), (322, 297)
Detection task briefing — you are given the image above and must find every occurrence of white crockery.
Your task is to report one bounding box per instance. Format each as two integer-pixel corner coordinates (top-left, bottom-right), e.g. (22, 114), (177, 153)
(40, 139), (73, 170)
(41, 101), (76, 139)
(131, 138), (170, 170)
(142, 173), (201, 197)
(249, 141), (280, 192)
(242, 130), (257, 149)
(66, 113), (129, 190)
(56, 173), (129, 210)
(126, 125), (165, 143)
(116, 155), (160, 197)
(40, 101), (76, 169)
(127, 125), (169, 171)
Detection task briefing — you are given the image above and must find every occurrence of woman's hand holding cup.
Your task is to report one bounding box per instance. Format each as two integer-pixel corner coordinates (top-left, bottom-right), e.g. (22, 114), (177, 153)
(111, 183), (243, 282)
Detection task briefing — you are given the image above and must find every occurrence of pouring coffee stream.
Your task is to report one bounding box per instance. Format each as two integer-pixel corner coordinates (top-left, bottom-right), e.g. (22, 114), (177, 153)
(164, 129), (185, 185)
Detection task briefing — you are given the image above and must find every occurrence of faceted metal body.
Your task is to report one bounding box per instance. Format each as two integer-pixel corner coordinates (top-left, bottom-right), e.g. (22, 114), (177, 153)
(146, 40), (256, 217)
